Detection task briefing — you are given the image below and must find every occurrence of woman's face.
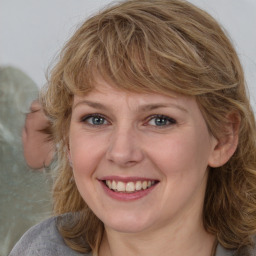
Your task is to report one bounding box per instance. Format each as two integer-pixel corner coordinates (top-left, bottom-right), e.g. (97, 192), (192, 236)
(68, 77), (218, 234)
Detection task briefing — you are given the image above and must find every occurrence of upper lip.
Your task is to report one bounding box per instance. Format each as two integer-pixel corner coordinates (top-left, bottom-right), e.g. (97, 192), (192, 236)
(98, 176), (159, 182)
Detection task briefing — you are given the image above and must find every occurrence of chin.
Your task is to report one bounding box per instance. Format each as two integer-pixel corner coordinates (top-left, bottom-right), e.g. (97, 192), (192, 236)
(101, 213), (154, 234)
(107, 222), (148, 233)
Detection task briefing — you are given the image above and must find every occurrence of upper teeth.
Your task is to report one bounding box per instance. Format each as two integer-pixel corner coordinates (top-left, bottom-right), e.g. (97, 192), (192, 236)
(105, 180), (155, 193)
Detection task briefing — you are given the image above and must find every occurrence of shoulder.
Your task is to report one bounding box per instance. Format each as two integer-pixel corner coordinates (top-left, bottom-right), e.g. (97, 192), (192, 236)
(9, 215), (90, 256)
(216, 241), (256, 256)
(215, 243), (235, 256)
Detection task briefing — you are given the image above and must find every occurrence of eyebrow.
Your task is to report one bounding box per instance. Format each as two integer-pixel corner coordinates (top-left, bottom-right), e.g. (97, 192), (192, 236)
(74, 100), (106, 110)
(73, 100), (188, 113)
(139, 103), (187, 113)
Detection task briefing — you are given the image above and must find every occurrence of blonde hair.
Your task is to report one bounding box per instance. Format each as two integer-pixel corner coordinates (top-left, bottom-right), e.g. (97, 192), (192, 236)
(42, 0), (256, 253)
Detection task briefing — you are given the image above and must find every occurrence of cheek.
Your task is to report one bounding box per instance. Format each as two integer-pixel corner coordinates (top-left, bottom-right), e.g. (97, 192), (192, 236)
(69, 131), (107, 177)
(69, 134), (99, 202)
(147, 133), (211, 213)
(147, 131), (212, 178)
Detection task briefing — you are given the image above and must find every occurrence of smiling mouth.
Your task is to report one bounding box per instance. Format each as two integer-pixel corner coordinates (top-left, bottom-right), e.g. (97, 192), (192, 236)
(103, 180), (158, 193)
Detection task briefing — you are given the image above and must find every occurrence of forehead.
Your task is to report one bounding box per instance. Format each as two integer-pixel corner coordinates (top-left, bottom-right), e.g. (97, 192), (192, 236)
(73, 76), (197, 114)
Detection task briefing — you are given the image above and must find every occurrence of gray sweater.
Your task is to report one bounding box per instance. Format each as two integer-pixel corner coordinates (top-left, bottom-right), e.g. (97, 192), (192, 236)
(8, 216), (254, 256)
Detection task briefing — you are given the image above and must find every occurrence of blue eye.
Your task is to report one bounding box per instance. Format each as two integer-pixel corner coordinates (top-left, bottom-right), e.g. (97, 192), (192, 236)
(148, 115), (176, 126)
(82, 114), (108, 126)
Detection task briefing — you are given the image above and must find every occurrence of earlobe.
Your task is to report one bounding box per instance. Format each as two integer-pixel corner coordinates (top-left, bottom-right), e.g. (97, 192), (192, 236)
(208, 113), (240, 168)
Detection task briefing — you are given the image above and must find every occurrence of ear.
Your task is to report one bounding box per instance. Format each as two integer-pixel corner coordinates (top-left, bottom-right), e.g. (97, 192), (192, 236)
(208, 113), (240, 168)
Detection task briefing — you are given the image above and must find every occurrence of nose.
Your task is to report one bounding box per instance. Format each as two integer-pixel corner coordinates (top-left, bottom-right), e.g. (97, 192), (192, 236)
(106, 126), (144, 167)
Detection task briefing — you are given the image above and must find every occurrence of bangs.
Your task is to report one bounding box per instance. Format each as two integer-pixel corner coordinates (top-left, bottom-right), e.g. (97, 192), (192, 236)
(60, 2), (219, 97)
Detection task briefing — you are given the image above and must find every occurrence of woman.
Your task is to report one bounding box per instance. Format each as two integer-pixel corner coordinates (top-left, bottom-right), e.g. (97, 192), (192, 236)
(10, 0), (256, 255)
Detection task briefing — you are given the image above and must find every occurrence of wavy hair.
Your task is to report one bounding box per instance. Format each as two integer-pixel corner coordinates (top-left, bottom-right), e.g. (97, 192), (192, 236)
(41, 0), (256, 253)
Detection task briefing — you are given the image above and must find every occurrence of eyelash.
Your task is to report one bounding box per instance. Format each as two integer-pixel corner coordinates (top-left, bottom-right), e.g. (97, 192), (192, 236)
(80, 114), (176, 128)
(81, 113), (109, 126)
(145, 115), (177, 127)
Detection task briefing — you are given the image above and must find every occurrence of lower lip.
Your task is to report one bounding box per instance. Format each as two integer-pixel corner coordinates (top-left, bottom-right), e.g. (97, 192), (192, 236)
(100, 181), (157, 201)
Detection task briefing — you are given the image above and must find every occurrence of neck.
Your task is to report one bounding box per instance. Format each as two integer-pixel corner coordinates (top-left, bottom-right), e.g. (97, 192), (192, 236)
(99, 216), (215, 256)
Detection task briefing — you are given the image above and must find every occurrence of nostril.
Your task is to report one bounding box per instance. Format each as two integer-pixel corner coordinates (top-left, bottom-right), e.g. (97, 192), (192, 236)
(106, 148), (144, 167)
(106, 131), (144, 165)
